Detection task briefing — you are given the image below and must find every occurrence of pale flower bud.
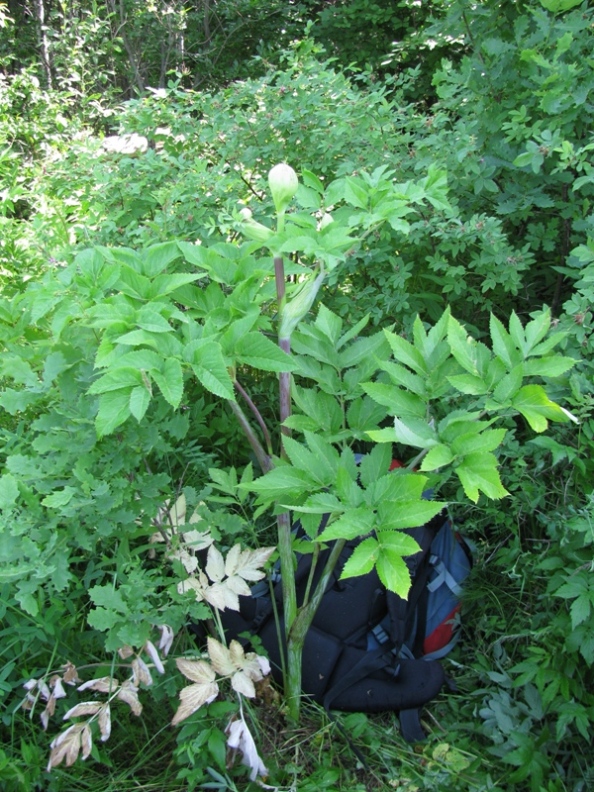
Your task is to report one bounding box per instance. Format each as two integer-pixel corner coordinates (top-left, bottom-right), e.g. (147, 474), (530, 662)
(238, 206), (273, 243)
(268, 163), (298, 214)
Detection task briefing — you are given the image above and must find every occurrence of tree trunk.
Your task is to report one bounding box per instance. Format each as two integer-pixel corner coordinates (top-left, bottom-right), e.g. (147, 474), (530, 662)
(34, 0), (52, 89)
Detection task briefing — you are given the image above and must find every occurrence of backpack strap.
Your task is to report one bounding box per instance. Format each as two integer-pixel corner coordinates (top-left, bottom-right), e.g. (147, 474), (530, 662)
(398, 709), (426, 743)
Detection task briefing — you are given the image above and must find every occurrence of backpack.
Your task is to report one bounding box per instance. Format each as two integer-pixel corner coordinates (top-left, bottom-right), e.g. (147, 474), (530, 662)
(221, 503), (473, 742)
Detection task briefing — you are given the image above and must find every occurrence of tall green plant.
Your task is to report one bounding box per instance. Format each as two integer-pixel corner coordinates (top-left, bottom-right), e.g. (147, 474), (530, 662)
(1, 163), (576, 733)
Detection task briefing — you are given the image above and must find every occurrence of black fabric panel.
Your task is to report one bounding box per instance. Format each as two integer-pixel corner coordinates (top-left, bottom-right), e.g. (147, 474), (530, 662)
(329, 658), (446, 713)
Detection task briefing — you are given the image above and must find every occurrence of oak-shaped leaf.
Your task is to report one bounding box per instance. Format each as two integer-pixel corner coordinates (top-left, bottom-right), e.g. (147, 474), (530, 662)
(172, 658), (219, 726)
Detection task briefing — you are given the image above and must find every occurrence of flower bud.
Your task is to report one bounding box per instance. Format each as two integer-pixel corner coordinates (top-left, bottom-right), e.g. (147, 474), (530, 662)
(268, 163), (298, 215)
(238, 207), (273, 243)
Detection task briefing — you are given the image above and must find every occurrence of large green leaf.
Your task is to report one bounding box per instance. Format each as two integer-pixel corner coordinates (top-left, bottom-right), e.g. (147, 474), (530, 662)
(152, 357), (184, 409)
(376, 500), (445, 530)
(186, 341), (235, 400)
(455, 453), (509, 502)
(340, 538), (379, 579)
(317, 508), (375, 541)
(235, 332), (296, 372)
(512, 385), (575, 432)
(95, 389), (133, 436)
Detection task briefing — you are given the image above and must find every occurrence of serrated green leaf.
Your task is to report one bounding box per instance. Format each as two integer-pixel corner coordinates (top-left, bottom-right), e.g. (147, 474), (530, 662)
(235, 332), (296, 372)
(378, 531), (422, 557)
(455, 453), (509, 502)
(392, 417), (438, 449)
(523, 357), (575, 378)
(141, 241), (182, 276)
(384, 331), (427, 375)
(95, 389), (132, 436)
(367, 472), (427, 505)
(379, 360), (427, 395)
(492, 365), (524, 404)
(512, 384), (572, 432)
(0, 474), (20, 510)
(509, 312), (526, 355)
(570, 596), (592, 630)
(152, 357), (183, 408)
(41, 487), (77, 508)
(447, 373), (488, 395)
(359, 445), (393, 488)
(452, 428), (506, 456)
(245, 467), (316, 502)
(376, 551), (412, 599)
(420, 444), (455, 471)
(362, 382), (426, 417)
(317, 508), (375, 541)
(129, 385), (151, 421)
(340, 538), (380, 579)
(290, 492), (344, 514)
(282, 436), (324, 483)
(315, 304), (343, 344)
(489, 314), (517, 369)
(377, 500), (445, 530)
(187, 341), (235, 400)
(344, 176), (369, 209)
(135, 310), (172, 333)
(448, 316), (491, 376)
(88, 367), (143, 394)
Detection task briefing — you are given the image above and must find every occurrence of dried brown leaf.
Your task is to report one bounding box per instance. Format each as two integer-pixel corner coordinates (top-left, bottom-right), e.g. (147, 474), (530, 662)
(118, 645), (134, 660)
(224, 544), (242, 577)
(47, 723), (85, 770)
(131, 657), (153, 687)
(158, 624), (175, 657)
(63, 701), (103, 720)
(62, 662), (82, 686)
(171, 679), (219, 726)
(203, 581), (239, 612)
(225, 715), (268, 781)
(175, 658), (215, 684)
(235, 547), (275, 582)
(207, 637), (236, 676)
(77, 676), (119, 694)
(98, 704), (111, 741)
(231, 671), (256, 698)
(143, 640), (165, 674)
(224, 574), (252, 598)
(116, 680), (143, 716)
(205, 545), (225, 583)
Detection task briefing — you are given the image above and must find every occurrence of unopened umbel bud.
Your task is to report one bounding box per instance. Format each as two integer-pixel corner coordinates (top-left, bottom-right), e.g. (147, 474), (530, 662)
(268, 163), (298, 214)
(238, 207), (273, 243)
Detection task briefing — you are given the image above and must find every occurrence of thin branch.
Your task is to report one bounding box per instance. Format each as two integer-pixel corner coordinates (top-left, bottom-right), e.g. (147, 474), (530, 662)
(234, 378), (273, 457)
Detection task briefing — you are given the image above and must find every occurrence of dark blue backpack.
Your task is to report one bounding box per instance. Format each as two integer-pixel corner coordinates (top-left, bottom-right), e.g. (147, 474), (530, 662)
(221, 506), (473, 742)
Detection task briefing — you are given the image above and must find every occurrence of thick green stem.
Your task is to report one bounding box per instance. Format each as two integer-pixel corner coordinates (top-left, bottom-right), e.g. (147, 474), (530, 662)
(273, 251), (300, 717)
(283, 538), (347, 723)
